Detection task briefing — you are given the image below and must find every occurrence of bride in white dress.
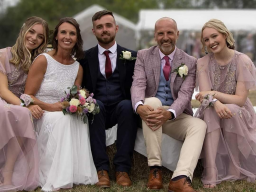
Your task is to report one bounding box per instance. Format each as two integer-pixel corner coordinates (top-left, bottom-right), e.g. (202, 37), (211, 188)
(24, 17), (98, 191)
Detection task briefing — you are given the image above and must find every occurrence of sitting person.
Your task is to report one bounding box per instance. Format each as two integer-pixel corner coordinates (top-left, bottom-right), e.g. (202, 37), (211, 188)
(131, 17), (207, 192)
(196, 19), (256, 188)
(24, 17), (98, 191)
(0, 16), (49, 191)
(78, 10), (138, 188)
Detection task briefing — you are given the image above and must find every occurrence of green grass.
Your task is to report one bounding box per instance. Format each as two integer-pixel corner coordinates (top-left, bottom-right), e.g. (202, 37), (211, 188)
(30, 146), (256, 192)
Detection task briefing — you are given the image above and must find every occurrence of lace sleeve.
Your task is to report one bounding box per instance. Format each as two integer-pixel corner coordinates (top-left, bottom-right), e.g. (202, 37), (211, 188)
(236, 53), (256, 90)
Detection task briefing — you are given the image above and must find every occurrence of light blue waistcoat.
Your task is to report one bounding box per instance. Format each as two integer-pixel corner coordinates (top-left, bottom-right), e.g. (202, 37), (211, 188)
(155, 67), (174, 106)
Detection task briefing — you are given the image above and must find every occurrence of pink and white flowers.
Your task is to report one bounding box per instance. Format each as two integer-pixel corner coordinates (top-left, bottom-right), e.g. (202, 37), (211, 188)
(61, 85), (100, 123)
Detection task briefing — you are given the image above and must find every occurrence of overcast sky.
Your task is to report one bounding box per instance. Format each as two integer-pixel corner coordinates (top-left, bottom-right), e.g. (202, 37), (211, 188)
(0, 0), (19, 13)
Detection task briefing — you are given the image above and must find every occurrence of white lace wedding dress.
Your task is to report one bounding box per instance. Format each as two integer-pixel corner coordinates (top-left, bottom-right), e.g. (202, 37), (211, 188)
(34, 53), (98, 191)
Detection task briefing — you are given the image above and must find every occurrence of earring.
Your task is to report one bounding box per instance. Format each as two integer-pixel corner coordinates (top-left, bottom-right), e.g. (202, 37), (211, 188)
(204, 47), (208, 54)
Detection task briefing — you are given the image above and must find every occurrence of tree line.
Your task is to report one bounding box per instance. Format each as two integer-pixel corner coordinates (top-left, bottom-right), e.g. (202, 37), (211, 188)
(0, 0), (255, 47)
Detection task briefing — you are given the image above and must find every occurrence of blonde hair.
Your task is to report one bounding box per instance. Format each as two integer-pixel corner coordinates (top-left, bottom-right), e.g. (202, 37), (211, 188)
(201, 19), (235, 53)
(10, 16), (49, 72)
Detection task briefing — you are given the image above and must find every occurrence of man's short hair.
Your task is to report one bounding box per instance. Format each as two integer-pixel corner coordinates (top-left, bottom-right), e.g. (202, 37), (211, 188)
(92, 10), (114, 22)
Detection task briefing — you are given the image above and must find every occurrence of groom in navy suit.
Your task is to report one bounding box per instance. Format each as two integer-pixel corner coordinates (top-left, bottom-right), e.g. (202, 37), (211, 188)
(78, 10), (137, 188)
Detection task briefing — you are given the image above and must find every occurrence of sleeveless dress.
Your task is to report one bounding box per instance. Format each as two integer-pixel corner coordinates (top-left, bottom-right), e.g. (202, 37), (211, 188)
(0, 47), (39, 191)
(196, 51), (256, 185)
(34, 53), (98, 191)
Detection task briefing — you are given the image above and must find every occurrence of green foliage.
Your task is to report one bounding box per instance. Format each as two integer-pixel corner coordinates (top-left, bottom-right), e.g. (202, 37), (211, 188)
(1, 0), (254, 47)
(0, 0), (161, 47)
(0, 0), (185, 47)
(70, 85), (78, 95)
(197, 0), (256, 8)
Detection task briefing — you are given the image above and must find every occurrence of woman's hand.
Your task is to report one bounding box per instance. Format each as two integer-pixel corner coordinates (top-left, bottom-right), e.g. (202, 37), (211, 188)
(49, 102), (63, 112)
(213, 101), (233, 119)
(27, 105), (44, 119)
(195, 91), (214, 103)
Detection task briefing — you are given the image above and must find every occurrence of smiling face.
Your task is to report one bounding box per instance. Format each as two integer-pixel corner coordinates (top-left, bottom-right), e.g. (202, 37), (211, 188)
(154, 18), (179, 55)
(24, 24), (45, 52)
(92, 14), (118, 49)
(202, 27), (227, 54)
(56, 22), (77, 50)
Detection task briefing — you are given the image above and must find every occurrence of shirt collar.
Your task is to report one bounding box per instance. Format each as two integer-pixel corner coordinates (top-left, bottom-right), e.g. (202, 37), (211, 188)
(98, 42), (117, 54)
(159, 46), (177, 61)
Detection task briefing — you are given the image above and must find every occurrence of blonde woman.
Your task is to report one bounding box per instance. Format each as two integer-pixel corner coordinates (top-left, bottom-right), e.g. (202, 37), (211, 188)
(0, 16), (49, 191)
(196, 19), (256, 188)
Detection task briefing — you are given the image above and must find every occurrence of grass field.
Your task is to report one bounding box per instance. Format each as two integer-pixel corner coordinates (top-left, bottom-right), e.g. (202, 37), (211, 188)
(31, 91), (256, 192)
(31, 149), (256, 192)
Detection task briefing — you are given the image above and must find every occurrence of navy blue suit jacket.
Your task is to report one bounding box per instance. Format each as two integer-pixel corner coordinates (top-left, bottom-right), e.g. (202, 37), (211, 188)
(78, 44), (137, 100)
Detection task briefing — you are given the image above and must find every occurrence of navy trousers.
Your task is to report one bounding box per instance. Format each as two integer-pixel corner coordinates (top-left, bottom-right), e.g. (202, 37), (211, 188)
(89, 99), (137, 173)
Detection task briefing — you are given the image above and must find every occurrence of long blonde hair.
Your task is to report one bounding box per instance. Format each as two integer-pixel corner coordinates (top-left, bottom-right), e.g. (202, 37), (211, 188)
(201, 19), (235, 53)
(10, 16), (49, 72)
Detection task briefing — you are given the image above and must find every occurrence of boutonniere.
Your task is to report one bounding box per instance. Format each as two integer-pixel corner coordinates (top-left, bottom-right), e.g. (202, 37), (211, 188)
(119, 51), (136, 61)
(172, 63), (188, 79)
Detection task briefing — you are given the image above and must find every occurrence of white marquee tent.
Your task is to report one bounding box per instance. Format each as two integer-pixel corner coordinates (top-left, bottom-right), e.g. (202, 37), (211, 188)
(74, 5), (137, 50)
(137, 9), (256, 32)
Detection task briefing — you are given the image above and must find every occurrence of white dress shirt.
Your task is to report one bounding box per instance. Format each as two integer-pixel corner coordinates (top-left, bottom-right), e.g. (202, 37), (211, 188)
(98, 42), (117, 78)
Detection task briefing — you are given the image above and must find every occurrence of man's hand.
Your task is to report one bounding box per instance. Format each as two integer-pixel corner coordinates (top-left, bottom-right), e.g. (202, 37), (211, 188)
(146, 107), (172, 131)
(137, 104), (154, 124)
(137, 105), (172, 131)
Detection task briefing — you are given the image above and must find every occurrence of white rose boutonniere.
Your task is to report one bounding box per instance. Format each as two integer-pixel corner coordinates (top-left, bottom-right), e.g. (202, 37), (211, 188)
(122, 51), (131, 59)
(120, 50), (136, 62)
(172, 63), (188, 79)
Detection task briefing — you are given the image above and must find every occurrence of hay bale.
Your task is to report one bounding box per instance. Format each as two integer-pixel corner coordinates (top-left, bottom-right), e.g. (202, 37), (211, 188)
(249, 90), (256, 106)
(191, 99), (200, 108)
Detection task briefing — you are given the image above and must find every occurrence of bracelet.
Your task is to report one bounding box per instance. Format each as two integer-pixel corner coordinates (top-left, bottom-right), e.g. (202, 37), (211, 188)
(210, 98), (218, 107)
(20, 94), (34, 107)
(212, 91), (218, 98)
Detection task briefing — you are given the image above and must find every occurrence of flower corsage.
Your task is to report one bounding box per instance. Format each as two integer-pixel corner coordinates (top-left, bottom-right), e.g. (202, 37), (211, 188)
(194, 94), (217, 118)
(202, 94), (217, 107)
(119, 51), (136, 61)
(172, 63), (188, 79)
(20, 94), (34, 107)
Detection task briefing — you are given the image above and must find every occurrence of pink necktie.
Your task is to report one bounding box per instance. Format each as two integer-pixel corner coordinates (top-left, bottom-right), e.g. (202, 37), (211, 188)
(104, 50), (112, 79)
(163, 56), (171, 81)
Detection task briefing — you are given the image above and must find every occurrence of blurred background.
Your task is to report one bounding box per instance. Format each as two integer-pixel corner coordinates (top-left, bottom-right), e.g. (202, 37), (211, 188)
(1, 0), (256, 63)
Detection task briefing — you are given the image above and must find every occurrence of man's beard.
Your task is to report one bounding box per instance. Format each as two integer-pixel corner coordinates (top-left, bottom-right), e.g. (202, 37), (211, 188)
(159, 40), (175, 54)
(96, 34), (115, 45)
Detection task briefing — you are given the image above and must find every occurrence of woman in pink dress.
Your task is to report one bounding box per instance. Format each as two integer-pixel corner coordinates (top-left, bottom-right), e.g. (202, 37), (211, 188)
(195, 19), (256, 189)
(0, 16), (49, 191)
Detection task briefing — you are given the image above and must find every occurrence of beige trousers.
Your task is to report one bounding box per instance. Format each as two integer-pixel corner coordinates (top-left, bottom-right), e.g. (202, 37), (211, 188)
(142, 97), (207, 180)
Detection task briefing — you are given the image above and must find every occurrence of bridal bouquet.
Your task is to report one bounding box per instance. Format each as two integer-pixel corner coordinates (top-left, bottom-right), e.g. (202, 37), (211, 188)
(60, 85), (100, 123)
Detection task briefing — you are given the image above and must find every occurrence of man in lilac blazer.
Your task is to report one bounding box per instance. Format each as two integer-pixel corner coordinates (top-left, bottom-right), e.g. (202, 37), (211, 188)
(131, 17), (206, 192)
